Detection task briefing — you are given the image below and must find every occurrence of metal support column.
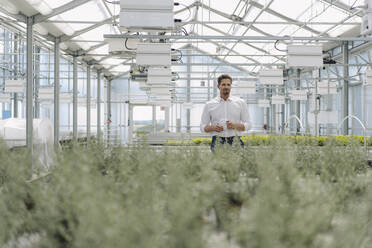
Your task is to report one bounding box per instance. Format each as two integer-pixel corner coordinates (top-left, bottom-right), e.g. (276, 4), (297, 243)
(86, 64), (91, 141)
(314, 69), (320, 137)
(107, 79), (111, 144)
(26, 17), (33, 153)
(271, 89), (275, 133)
(73, 55), (78, 141)
(97, 70), (101, 142)
(263, 88), (267, 133)
(34, 46), (40, 118)
(342, 41), (349, 135)
(13, 33), (18, 118)
(128, 104), (133, 144)
(213, 72), (217, 98)
(54, 37), (60, 147)
(207, 79), (211, 101)
(152, 105), (156, 133)
(296, 69), (301, 133)
(268, 88), (273, 132)
(186, 49), (191, 132)
(165, 107), (170, 132)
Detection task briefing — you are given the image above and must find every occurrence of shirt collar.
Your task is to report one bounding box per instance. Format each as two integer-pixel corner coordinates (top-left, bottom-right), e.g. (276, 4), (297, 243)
(218, 95), (232, 102)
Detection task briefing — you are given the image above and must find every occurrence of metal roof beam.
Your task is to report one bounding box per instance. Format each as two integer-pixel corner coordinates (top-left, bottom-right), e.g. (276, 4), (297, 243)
(196, 1), (232, 20)
(85, 41), (108, 53)
(202, 23), (285, 62)
(34, 0), (92, 24)
(119, 62), (286, 66)
(42, 20), (360, 25)
(61, 16), (118, 42)
(104, 34), (372, 42)
(191, 1), (200, 33)
(0, 7), (26, 22)
(188, 44), (257, 76)
(175, 2), (196, 15)
(249, 0), (324, 35)
(196, 2), (276, 37)
(112, 70), (130, 80)
(190, 29), (263, 65)
(319, 0), (363, 17)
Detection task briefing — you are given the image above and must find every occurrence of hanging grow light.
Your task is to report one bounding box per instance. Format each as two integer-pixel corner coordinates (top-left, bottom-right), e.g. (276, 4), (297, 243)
(259, 69), (283, 85)
(236, 81), (256, 94)
(317, 81), (337, 95)
(287, 44), (323, 68)
(4, 80), (24, 93)
(271, 95), (285, 105)
(290, 90), (308, 101)
(258, 99), (270, 108)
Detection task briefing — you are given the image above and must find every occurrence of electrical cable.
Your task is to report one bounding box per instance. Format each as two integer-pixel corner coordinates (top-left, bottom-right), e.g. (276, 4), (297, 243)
(103, 0), (120, 4)
(176, 49), (182, 61)
(175, 3), (192, 22)
(274, 40), (287, 52)
(171, 49), (183, 62)
(349, 0), (359, 9)
(124, 38), (135, 50)
(180, 29), (187, 36)
(181, 27), (189, 36)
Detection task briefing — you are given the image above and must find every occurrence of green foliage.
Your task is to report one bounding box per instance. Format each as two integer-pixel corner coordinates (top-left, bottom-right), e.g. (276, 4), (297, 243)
(165, 135), (372, 147)
(0, 139), (372, 247)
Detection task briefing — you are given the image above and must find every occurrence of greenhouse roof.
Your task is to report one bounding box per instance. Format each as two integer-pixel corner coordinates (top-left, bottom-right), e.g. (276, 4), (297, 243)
(0, 0), (364, 78)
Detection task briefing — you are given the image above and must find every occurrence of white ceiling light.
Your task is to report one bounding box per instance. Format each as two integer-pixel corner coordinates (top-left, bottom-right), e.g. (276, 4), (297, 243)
(27, 0), (42, 4)
(29, 0), (53, 15)
(60, 42), (68, 50)
(0, 0), (19, 14)
(54, 15), (75, 36)
(34, 24), (48, 36)
(76, 36), (90, 50)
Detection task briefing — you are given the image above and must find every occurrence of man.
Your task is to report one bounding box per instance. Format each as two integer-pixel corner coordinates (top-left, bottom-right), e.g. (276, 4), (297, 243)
(200, 74), (251, 151)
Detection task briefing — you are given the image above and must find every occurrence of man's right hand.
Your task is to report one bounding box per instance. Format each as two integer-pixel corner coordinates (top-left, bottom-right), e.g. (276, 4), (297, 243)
(204, 125), (224, 133)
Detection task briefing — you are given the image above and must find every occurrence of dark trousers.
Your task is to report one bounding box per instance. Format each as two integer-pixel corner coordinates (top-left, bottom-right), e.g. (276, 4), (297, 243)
(210, 136), (244, 152)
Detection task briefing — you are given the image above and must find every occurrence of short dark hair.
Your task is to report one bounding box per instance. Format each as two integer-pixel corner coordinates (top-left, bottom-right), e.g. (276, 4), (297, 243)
(217, 74), (232, 85)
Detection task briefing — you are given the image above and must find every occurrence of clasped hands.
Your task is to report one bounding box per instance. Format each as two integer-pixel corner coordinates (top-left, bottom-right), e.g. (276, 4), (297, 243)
(214, 121), (235, 132)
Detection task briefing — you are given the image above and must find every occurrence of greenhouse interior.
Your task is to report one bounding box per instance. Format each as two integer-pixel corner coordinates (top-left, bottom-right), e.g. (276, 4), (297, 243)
(2, 0), (372, 247)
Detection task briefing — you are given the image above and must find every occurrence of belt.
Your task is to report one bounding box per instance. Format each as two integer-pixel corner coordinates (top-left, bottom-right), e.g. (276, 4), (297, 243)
(210, 136), (244, 151)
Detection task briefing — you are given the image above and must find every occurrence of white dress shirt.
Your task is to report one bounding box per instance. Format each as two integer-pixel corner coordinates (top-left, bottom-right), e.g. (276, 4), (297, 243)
(200, 95), (251, 137)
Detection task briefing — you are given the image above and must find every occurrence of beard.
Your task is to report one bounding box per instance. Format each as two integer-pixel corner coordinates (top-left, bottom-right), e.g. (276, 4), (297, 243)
(222, 89), (230, 96)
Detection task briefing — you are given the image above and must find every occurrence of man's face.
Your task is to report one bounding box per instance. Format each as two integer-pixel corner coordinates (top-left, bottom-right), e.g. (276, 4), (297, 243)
(218, 78), (232, 97)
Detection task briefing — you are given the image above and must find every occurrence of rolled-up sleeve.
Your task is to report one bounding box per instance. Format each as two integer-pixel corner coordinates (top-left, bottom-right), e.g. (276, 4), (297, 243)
(240, 100), (251, 132)
(200, 103), (210, 133)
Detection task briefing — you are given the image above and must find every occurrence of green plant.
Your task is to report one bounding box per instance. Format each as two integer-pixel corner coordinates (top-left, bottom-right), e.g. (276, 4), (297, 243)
(0, 138), (372, 248)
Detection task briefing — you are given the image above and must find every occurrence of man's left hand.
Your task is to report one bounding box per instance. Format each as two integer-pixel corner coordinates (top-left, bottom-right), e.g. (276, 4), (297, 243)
(226, 121), (235, 130)
(227, 121), (245, 131)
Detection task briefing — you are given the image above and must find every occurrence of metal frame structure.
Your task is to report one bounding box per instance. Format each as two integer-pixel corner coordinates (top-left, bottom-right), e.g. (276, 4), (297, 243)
(0, 0), (371, 151)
